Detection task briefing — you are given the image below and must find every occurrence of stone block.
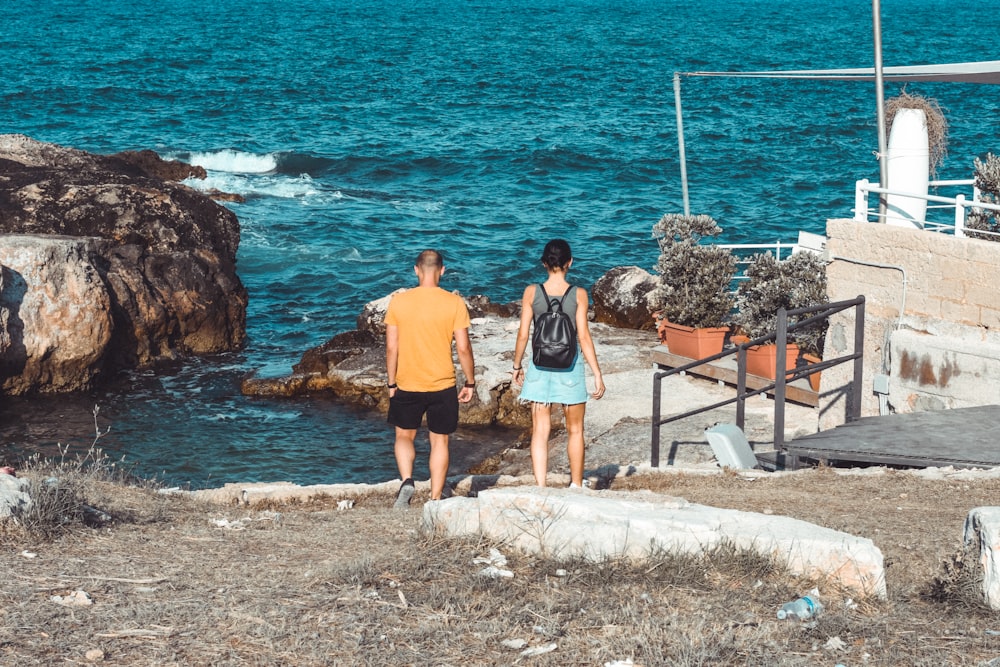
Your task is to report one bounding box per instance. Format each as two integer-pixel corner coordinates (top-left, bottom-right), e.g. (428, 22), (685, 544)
(938, 300), (981, 326)
(422, 496), (482, 535)
(982, 308), (1000, 330)
(0, 473), (32, 519)
(425, 487), (886, 599)
(889, 329), (1000, 410)
(966, 283), (1000, 312)
(963, 237), (1000, 266)
(963, 507), (1000, 610)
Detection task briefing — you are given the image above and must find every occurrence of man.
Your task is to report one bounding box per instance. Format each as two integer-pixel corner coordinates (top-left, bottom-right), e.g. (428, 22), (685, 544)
(384, 249), (475, 507)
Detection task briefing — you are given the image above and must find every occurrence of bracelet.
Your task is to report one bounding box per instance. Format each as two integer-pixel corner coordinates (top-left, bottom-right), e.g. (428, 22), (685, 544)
(512, 365), (522, 371)
(387, 383), (397, 389)
(464, 381), (476, 388)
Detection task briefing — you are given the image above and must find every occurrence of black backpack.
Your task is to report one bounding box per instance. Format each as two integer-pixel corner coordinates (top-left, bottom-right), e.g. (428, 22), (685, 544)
(531, 284), (578, 370)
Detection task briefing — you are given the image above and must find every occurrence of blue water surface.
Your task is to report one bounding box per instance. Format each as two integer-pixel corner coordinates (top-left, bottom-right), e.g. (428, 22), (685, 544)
(0, 0), (997, 488)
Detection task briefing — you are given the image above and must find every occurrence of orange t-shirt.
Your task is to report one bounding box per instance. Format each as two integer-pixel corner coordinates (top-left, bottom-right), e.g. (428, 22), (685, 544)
(385, 286), (471, 392)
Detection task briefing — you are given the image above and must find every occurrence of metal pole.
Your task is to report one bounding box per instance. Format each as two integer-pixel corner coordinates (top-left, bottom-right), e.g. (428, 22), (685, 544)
(851, 297), (866, 422)
(674, 72), (691, 216)
(652, 371), (664, 467)
(774, 308), (787, 451)
(873, 0), (888, 220)
(736, 345), (747, 429)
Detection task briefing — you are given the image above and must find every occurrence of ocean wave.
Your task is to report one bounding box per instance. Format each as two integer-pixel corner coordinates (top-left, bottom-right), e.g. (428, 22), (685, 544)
(183, 172), (322, 200)
(177, 149), (339, 178)
(187, 149), (279, 174)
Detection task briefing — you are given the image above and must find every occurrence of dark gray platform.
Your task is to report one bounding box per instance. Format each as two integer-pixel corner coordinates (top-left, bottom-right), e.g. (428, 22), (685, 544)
(768, 405), (1000, 470)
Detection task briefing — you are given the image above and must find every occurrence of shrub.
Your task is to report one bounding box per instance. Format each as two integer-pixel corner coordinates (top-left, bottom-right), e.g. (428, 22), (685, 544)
(966, 152), (1000, 242)
(734, 251), (829, 356)
(651, 213), (736, 329)
(0, 406), (158, 543)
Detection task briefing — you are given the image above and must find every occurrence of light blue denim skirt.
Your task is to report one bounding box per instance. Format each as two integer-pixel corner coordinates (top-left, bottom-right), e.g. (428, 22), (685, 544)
(518, 353), (588, 405)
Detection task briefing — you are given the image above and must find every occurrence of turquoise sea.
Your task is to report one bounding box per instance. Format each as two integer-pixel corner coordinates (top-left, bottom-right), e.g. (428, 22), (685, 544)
(1, 0), (997, 488)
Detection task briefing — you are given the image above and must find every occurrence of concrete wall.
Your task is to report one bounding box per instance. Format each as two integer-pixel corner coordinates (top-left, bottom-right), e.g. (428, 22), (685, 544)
(819, 219), (1000, 430)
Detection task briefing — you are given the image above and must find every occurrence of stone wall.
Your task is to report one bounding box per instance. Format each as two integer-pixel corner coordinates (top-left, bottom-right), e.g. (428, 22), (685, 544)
(820, 218), (1000, 429)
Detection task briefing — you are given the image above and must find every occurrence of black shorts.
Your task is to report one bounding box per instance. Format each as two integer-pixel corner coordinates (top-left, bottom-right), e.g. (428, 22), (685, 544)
(387, 386), (459, 434)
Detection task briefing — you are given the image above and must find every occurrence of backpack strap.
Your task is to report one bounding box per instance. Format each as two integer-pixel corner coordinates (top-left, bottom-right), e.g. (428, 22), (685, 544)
(537, 283), (573, 312)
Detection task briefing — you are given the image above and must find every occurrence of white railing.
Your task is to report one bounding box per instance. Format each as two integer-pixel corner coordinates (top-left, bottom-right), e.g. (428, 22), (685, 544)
(854, 178), (1000, 240)
(720, 241), (797, 261)
(718, 232), (826, 282)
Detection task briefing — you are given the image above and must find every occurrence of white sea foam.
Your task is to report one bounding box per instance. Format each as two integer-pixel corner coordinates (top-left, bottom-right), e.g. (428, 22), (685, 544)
(187, 149), (278, 174)
(183, 173), (321, 200)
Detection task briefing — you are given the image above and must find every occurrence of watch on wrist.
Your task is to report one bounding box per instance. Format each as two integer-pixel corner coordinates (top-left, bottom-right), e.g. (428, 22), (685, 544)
(464, 381), (476, 388)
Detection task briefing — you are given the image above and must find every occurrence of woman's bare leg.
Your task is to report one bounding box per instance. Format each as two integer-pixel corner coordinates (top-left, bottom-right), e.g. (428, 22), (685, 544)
(530, 402), (553, 486)
(564, 402), (587, 486)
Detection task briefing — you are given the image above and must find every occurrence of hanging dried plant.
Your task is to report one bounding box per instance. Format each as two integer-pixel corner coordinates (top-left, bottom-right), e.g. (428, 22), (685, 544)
(885, 91), (948, 176)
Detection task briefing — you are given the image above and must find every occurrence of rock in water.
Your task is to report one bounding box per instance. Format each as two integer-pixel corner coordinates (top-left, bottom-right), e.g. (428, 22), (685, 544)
(0, 134), (247, 394)
(591, 265), (659, 330)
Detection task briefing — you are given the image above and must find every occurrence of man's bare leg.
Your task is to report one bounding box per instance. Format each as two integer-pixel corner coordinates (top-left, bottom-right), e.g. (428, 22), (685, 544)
(428, 431), (450, 500)
(393, 427), (417, 508)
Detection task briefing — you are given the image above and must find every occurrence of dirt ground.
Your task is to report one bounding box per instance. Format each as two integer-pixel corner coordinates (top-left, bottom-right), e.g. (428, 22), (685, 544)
(3, 463), (1000, 666)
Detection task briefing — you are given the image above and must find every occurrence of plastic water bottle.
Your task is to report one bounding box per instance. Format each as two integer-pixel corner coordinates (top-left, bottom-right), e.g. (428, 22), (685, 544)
(777, 594), (821, 620)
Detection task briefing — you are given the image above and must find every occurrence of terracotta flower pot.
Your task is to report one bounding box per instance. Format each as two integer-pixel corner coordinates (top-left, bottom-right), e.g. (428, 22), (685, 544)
(744, 342), (800, 380)
(799, 352), (822, 392)
(657, 319), (729, 359)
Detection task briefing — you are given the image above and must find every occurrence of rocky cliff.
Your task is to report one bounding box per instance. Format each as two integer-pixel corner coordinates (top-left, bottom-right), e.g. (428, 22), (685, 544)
(0, 135), (247, 394)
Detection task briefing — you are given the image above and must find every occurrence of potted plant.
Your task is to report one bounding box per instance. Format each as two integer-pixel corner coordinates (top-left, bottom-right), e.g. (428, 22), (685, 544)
(651, 213), (737, 359)
(733, 250), (828, 384)
(967, 152), (1000, 241)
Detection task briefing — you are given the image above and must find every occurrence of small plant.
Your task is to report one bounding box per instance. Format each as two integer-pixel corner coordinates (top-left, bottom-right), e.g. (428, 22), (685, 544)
(1, 406), (154, 543)
(734, 251), (829, 356)
(885, 90), (948, 177)
(651, 213), (736, 329)
(966, 152), (1000, 242)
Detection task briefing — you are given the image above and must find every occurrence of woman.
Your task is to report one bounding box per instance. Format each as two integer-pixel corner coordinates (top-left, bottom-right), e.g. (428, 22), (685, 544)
(512, 239), (605, 488)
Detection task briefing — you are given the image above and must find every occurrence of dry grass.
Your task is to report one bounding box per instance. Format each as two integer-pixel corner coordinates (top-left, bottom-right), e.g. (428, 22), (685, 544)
(3, 459), (1000, 666)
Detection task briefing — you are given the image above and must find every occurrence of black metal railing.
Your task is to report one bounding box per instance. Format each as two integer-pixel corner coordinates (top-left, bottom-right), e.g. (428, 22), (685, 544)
(651, 296), (866, 467)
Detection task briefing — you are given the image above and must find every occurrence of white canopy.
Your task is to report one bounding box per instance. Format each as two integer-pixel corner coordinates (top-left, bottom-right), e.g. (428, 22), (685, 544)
(671, 60), (1000, 215)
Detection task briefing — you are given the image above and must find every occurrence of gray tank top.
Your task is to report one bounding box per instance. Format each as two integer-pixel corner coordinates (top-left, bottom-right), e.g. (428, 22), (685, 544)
(531, 284), (578, 322)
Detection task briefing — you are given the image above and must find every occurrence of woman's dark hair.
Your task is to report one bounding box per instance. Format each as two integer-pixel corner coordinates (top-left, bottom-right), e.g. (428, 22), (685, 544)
(540, 239), (572, 270)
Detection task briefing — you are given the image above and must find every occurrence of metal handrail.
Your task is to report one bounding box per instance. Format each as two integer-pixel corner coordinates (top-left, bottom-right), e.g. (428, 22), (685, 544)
(651, 296), (866, 467)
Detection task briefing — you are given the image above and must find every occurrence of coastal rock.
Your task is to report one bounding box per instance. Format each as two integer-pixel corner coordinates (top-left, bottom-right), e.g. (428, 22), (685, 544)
(355, 290), (400, 337)
(243, 291), (534, 426)
(243, 268), (663, 428)
(0, 236), (113, 393)
(591, 265), (658, 330)
(107, 148), (207, 182)
(0, 134), (248, 394)
(0, 471), (32, 519)
(354, 290), (519, 338)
